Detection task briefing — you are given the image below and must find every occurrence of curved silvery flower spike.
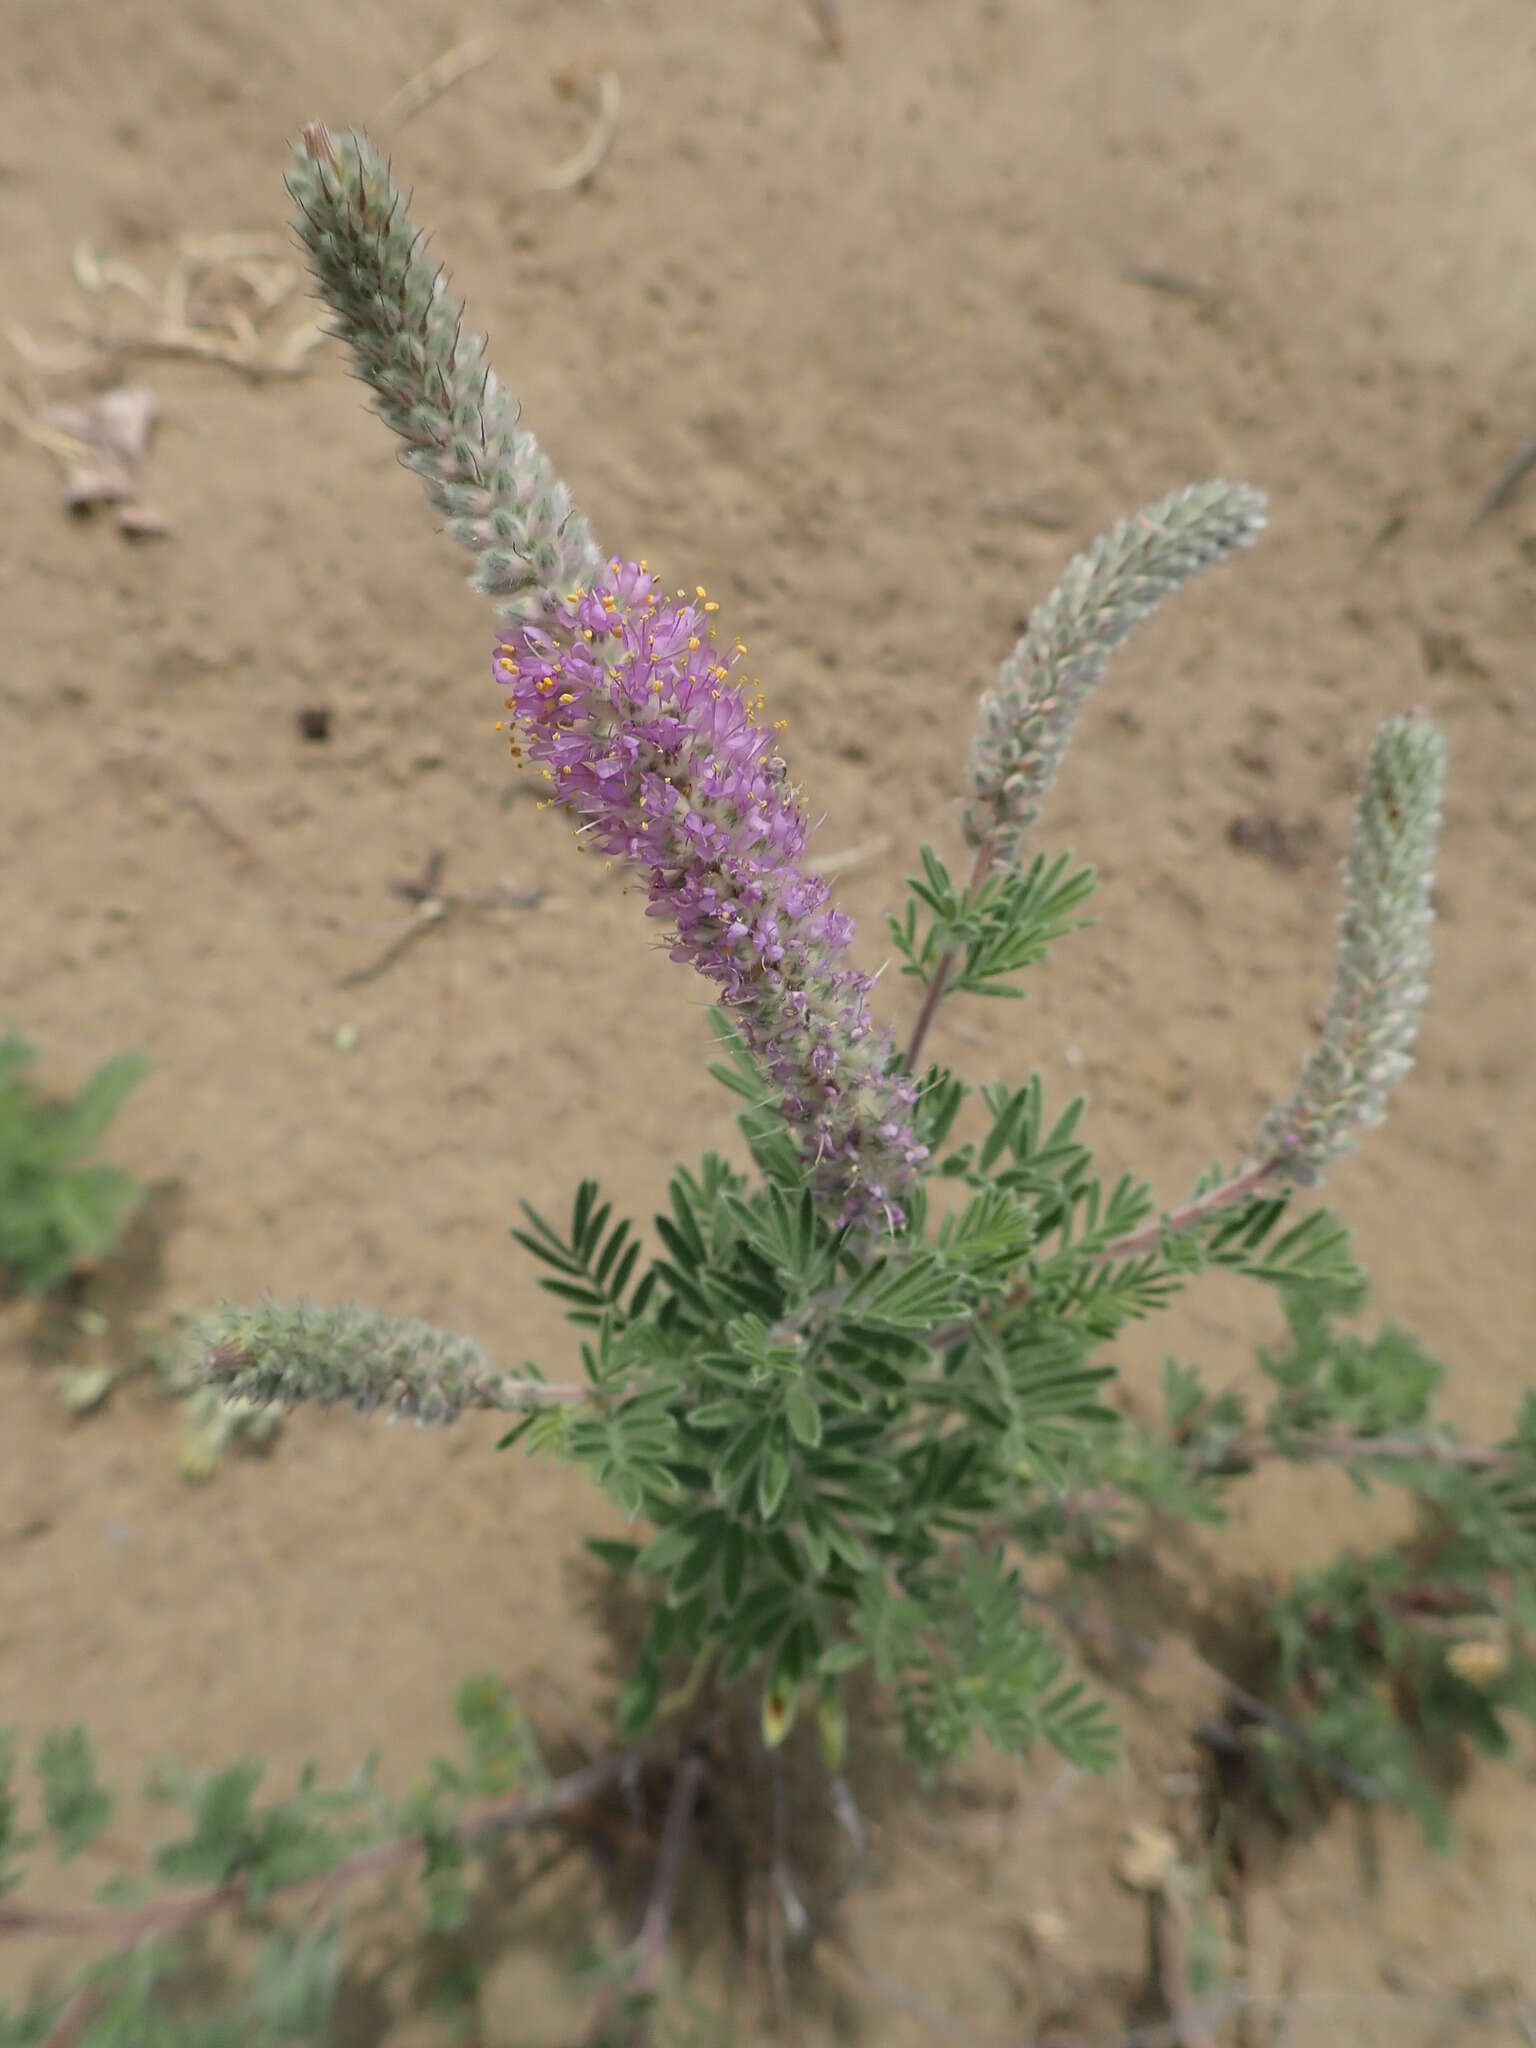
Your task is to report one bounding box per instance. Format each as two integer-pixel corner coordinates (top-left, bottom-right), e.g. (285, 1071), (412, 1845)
(1254, 709), (1447, 1189)
(905, 482), (1268, 1071)
(1096, 709), (1448, 1264)
(963, 480), (1269, 875)
(173, 1298), (593, 1428)
(286, 123), (602, 619)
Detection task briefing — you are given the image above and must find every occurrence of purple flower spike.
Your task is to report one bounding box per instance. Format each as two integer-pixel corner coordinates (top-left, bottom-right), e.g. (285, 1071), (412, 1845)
(494, 562), (928, 1231)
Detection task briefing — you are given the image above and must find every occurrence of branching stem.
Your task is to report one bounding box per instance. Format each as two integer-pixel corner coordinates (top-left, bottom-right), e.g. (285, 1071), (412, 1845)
(4, 1746), (644, 1949)
(902, 838), (995, 1071)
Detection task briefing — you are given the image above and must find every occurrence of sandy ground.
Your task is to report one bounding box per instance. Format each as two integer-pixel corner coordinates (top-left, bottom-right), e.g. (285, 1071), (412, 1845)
(3, 0), (1534, 2040)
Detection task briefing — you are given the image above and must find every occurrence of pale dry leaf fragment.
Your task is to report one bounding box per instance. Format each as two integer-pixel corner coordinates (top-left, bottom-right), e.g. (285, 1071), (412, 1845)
(42, 383), (160, 521)
(61, 458), (137, 512)
(537, 70), (620, 191)
(4, 321), (97, 374)
(117, 500), (174, 539)
(379, 32), (494, 128)
(272, 318), (328, 370)
(1114, 1820), (1179, 1893)
(46, 383), (157, 466)
(72, 239), (158, 305)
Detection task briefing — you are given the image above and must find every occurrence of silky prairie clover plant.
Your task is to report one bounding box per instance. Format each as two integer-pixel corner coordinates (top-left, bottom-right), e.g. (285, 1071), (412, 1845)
(231, 123), (1449, 1769)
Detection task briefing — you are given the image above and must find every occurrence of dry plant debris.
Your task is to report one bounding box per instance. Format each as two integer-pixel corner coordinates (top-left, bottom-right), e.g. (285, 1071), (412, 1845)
(335, 850), (546, 988)
(538, 69), (622, 192)
(377, 31), (495, 129)
(39, 383), (170, 533)
(103, 726), (261, 864)
(4, 229), (327, 531)
(6, 230), (325, 387)
(1468, 429), (1536, 530)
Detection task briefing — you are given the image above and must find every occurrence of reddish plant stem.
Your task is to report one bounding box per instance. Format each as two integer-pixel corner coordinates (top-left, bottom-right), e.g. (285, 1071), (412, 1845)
(902, 839), (996, 1071)
(41, 1983), (104, 2048)
(1093, 1156), (1283, 1264)
(927, 1155), (1288, 1356)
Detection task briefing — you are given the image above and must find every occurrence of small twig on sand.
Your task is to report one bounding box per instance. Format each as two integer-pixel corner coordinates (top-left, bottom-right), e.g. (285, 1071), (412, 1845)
(378, 33), (494, 129)
(1121, 265), (1222, 310)
(538, 71), (621, 192)
(105, 728), (261, 864)
(336, 897), (449, 987)
(336, 850), (545, 987)
(1468, 431), (1536, 531)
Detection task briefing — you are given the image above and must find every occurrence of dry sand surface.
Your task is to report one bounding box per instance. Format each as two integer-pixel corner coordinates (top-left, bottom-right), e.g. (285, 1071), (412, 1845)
(2, 0), (1534, 2040)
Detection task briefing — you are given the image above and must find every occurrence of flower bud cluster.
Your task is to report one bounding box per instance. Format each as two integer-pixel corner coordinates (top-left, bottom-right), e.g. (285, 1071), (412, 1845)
(178, 1298), (533, 1426)
(964, 481), (1268, 870)
(286, 124), (601, 618)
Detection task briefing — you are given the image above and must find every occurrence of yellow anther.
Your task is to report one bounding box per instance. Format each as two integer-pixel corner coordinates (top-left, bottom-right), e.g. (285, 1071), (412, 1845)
(493, 720), (505, 731)
(695, 585), (707, 598)
(688, 636), (701, 650)
(703, 601), (719, 613)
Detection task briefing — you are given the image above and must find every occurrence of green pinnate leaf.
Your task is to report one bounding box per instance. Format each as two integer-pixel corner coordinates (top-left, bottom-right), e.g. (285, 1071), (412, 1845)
(36, 1727), (114, 1861)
